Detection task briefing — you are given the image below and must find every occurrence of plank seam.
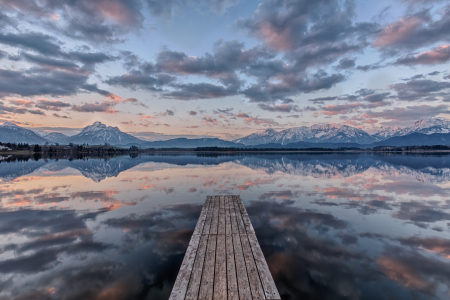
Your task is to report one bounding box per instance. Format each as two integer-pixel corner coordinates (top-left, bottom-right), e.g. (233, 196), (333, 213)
(191, 197), (213, 300)
(237, 196), (267, 299)
(237, 196), (254, 299)
(172, 196), (210, 300)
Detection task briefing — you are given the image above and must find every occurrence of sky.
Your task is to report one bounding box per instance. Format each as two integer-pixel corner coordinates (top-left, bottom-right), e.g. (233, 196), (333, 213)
(1, 0), (450, 140)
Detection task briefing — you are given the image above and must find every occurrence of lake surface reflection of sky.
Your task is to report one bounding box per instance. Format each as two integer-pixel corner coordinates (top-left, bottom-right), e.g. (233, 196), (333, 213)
(0, 153), (450, 300)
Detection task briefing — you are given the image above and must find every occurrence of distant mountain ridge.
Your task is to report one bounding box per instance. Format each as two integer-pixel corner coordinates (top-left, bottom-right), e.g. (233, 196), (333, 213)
(235, 118), (450, 146)
(234, 124), (376, 145)
(1, 118), (450, 147)
(0, 122), (47, 144)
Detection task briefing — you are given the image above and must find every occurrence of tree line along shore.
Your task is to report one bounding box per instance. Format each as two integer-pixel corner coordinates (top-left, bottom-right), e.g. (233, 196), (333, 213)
(1, 142), (450, 156)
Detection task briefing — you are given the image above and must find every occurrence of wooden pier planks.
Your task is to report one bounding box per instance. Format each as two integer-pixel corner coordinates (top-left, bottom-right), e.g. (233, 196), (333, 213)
(169, 195), (280, 300)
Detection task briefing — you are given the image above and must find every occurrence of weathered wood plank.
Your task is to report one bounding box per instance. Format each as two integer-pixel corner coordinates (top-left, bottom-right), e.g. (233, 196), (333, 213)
(193, 196), (212, 236)
(202, 196), (215, 235)
(236, 197), (256, 235)
(237, 196), (281, 300)
(233, 196), (246, 235)
(169, 233), (202, 300)
(218, 196), (226, 235)
(229, 196), (239, 235)
(233, 233), (252, 299)
(209, 196), (220, 235)
(185, 234), (209, 300)
(171, 195), (281, 300)
(226, 233), (238, 299)
(198, 233), (217, 299)
(240, 234), (265, 299)
(247, 234), (281, 300)
(225, 196), (232, 236)
(214, 234), (227, 299)
(169, 196), (211, 300)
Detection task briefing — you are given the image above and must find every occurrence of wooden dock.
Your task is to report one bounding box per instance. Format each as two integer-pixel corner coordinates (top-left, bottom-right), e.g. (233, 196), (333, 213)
(169, 195), (280, 300)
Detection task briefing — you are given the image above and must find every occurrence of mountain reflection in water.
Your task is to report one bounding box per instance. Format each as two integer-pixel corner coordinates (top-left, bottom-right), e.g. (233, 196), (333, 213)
(0, 153), (449, 299)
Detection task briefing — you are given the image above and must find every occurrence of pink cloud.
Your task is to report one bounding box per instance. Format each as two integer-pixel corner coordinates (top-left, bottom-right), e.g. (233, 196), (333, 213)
(8, 99), (35, 107)
(396, 44), (450, 65)
(374, 16), (424, 48)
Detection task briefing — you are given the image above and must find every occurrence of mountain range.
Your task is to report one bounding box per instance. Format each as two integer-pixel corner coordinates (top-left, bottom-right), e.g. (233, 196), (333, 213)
(1, 118), (450, 148)
(234, 118), (450, 146)
(2, 154), (450, 183)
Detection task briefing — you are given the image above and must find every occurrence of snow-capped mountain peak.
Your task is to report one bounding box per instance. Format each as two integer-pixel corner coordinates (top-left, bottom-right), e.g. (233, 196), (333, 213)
(396, 118), (450, 136)
(67, 122), (142, 145)
(234, 123), (376, 145)
(1, 122), (21, 129)
(0, 122), (47, 144)
(81, 121), (109, 133)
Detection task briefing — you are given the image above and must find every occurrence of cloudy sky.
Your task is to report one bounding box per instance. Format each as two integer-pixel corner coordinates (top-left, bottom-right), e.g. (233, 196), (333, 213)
(1, 0), (450, 140)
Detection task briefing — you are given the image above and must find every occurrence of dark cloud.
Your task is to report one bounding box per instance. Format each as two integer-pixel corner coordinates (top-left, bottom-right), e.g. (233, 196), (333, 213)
(364, 92), (391, 103)
(321, 103), (363, 116)
(0, 68), (88, 98)
(391, 79), (450, 101)
(163, 82), (238, 100)
(0, 0), (145, 43)
(188, 110), (197, 116)
(82, 83), (120, 100)
(242, 71), (345, 103)
(0, 0), (241, 46)
(0, 30), (116, 99)
(146, 0), (242, 18)
(355, 64), (382, 72)
(155, 41), (247, 87)
(35, 99), (71, 111)
(20, 52), (80, 71)
(28, 109), (46, 116)
(236, 0), (376, 53)
(53, 113), (71, 119)
(105, 71), (175, 91)
(71, 101), (118, 114)
(66, 51), (115, 65)
(0, 49), (7, 60)
(356, 88), (376, 96)
(107, 37), (345, 101)
(337, 57), (356, 69)
(258, 103), (299, 113)
(0, 101), (29, 114)
(309, 96), (338, 104)
(213, 108), (234, 114)
(164, 109), (175, 116)
(0, 32), (62, 56)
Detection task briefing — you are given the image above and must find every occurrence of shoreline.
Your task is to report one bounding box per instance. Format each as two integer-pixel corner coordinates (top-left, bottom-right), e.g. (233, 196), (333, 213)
(2, 149), (450, 155)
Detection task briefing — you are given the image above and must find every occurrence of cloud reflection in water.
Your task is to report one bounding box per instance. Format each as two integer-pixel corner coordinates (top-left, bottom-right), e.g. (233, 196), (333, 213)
(0, 153), (449, 299)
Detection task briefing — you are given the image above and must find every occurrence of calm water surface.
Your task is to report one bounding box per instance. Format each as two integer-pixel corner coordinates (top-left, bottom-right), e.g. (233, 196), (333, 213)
(0, 153), (449, 300)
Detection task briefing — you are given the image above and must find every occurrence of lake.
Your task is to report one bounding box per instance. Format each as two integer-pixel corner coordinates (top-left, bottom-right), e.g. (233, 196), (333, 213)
(0, 153), (449, 300)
